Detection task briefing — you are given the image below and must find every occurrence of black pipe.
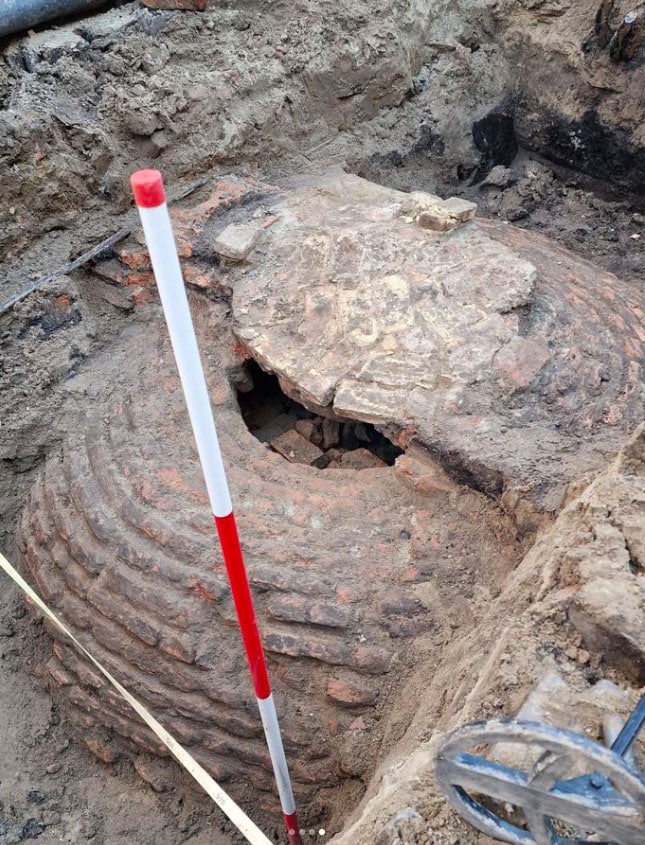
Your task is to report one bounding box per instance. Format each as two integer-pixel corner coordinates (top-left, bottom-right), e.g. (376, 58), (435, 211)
(0, 0), (107, 38)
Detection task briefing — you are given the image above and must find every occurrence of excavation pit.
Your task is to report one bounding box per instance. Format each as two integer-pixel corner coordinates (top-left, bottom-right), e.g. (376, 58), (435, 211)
(10, 169), (644, 843)
(1, 3), (644, 844)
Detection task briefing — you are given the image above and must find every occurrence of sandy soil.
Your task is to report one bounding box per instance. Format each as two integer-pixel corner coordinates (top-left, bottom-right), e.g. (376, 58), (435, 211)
(0, 578), (239, 845)
(1, 2), (643, 844)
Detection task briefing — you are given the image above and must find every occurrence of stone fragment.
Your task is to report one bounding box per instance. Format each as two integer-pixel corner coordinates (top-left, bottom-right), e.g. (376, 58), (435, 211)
(441, 196), (478, 222)
(325, 448), (345, 462)
(375, 809), (426, 845)
(416, 209), (459, 232)
(270, 429), (325, 467)
(570, 578), (645, 684)
(481, 165), (516, 189)
(141, 0), (208, 9)
(91, 279), (134, 312)
(213, 223), (262, 261)
(416, 196), (477, 231)
(341, 449), (387, 470)
(295, 419), (322, 445)
(321, 418), (340, 449)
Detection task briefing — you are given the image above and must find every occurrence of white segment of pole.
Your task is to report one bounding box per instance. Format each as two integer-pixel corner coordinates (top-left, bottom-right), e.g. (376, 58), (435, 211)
(136, 203), (233, 518)
(258, 694), (297, 816)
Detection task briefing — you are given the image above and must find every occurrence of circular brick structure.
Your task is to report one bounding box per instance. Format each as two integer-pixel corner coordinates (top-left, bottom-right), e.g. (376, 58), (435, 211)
(18, 297), (519, 833)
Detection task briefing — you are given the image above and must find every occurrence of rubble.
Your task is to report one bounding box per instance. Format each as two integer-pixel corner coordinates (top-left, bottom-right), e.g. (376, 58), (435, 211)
(414, 196), (478, 232)
(340, 449), (387, 471)
(270, 429), (326, 467)
(481, 165), (516, 189)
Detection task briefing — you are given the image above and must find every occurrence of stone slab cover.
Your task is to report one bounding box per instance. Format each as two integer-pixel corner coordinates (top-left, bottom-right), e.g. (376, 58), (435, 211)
(233, 174), (644, 512)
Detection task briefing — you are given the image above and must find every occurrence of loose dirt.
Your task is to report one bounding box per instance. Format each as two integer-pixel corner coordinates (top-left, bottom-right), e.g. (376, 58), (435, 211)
(1, 2), (643, 845)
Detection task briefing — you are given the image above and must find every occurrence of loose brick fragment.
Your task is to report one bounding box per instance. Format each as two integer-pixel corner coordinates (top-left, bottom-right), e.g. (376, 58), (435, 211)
(341, 448), (387, 470)
(295, 419), (322, 445)
(116, 247), (152, 271)
(326, 678), (377, 707)
(394, 454), (453, 495)
(270, 429), (326, 467)
(130, 287), (155, 306)
(321, 418), (340, 449)
(85, 735), (120, 764)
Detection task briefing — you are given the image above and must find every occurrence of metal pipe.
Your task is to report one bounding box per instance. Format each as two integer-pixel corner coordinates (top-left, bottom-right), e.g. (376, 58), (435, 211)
(0, 0), (107, 38)
(611, 692), (645, 759)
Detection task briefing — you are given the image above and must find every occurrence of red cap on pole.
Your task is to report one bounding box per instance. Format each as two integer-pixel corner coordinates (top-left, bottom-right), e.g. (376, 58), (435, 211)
(130, 169), (166, 209)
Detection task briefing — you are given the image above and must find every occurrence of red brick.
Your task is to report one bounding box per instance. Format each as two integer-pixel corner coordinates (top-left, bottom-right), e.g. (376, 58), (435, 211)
(267, 595), (352, 629)
(326, 678), (377, 707)
(46, 657), (74, 687)
(130, 287), (155, 306)
(494, 337), (551, 389)
(183, 265), (215, 289)
(116, 247), (151, 270)
(133, 756), (176, 793)
(85, 736), (119, 764)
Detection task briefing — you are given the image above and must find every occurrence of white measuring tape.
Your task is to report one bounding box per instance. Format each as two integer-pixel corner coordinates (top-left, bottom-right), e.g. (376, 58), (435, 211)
(0, 551), (272, 845)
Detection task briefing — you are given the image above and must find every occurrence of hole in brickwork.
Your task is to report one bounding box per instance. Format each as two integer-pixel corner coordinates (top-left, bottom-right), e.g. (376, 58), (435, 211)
(236, 360), (403, 470)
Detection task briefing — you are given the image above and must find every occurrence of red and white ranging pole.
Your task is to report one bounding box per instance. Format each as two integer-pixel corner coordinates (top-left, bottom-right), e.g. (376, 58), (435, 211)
(130, 170), (303, 845)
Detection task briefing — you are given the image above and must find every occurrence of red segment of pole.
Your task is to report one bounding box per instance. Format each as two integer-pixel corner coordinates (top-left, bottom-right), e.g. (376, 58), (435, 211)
(285, 812), (301, 845)
(131, 169), (166, 208)
(214, 513), (271, 700)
